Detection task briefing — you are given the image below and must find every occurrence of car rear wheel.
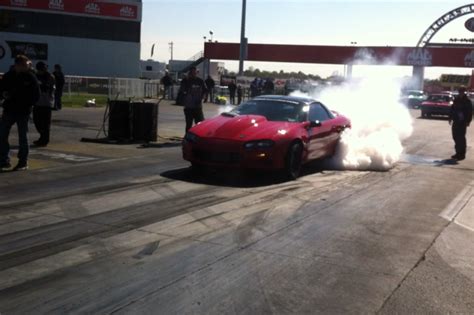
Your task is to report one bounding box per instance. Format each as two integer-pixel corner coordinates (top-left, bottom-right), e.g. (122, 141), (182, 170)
(284, 142), (303, 180)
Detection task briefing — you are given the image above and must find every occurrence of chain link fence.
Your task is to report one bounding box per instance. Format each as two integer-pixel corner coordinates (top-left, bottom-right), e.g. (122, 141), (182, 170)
(65, 76), (160, 100)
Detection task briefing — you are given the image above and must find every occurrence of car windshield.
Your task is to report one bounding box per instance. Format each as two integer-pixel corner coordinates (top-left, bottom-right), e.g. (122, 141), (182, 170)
(408, 91), (424, 97)
(427, 95), (451, 102)
(230, 100), (305, 122)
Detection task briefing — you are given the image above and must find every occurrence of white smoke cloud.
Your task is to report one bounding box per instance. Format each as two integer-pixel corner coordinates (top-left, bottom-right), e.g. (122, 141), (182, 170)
(292, 67), (413, 171)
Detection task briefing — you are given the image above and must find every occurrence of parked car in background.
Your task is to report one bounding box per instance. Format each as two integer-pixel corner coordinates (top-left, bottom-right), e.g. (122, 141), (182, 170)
(400, 90), (427, 109)
(420, 93), (454, 118)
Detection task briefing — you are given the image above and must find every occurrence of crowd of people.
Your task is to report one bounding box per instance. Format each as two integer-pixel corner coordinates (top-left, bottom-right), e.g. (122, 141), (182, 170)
(0, 55), (65, 171)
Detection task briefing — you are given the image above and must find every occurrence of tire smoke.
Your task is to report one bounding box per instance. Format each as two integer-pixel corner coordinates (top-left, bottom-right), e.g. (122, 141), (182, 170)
(292, 73), (413, 171)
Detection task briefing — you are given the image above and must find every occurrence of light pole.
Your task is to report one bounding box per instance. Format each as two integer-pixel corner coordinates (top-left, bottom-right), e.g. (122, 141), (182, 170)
(209, 31), (214, 41)
(238, 0), (247, 76)
(168, 41), (174, 61)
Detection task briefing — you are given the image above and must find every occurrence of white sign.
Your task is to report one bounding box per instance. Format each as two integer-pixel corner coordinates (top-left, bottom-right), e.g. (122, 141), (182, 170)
(120, 6), (135, 18)
(407, 49), (432, 66)
(48, 0), (64, 10)
(84, 3), (100, 15)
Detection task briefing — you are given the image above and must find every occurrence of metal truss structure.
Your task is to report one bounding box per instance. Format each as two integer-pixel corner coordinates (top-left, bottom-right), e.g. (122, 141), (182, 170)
(417, 4), (474, 47)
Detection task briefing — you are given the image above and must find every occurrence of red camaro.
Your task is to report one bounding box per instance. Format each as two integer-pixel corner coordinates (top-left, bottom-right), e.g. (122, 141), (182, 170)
(420, 93), (454, 118)
(182, 95), (351, 179)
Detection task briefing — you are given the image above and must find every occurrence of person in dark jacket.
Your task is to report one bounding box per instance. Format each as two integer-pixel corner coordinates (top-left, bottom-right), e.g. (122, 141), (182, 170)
(160, 70), (173, 99)
(53, 64), (64, 110)
(450, 87), (473, 161)
(237, 85), (243, 104)
(0, 55), (40, 171)
(33, 62), (55, 147)
(263, 78), (275, 95)
(228, 81), (237, 105)
(181, 67), (206, 132)
(204, 75), (215, 103)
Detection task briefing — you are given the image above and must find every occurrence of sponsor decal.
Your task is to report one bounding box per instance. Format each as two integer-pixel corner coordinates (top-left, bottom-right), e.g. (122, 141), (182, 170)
(464, 50), (474, 67)
(48, 0), (64, 10)
(2, 0), (140, 20)
(10, 0), (27, 6)
(84, 2), (100, 15)
(465, 18), (474, 32)
(0, 45), (5, 59)
(120, 6), (135, 18)
(407, 49), (432, 66)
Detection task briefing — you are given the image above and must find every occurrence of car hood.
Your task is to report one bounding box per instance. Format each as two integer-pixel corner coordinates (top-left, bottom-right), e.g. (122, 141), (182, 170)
(422, 101), (451, 106)
(190, 114), (298, 141)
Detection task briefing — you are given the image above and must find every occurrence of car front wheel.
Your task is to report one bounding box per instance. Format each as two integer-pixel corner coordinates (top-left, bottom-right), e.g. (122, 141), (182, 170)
(284, 142), (303, 180)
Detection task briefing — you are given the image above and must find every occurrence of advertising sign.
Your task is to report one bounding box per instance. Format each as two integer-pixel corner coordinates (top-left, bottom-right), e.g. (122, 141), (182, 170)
(0, 0), (140, 21)
(6, 41), (48, 60)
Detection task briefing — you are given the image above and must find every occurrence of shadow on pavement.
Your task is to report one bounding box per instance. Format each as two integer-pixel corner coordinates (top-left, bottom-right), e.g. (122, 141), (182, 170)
(161, 162), (324, 188)
(416, 115), (450, 121)
(434, 158), (459, 166)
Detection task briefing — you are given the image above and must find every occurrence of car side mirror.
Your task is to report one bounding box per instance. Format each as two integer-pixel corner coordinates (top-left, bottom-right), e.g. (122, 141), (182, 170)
(310, 120), (322, 128)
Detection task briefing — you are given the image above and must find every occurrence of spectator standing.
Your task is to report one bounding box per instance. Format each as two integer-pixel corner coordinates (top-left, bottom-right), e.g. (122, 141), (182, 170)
(33, 62), (55, 147)
(160, 70), (173, 99)
(250, 78), (259, 98)
(228, 81), (237, 105)
(237, 85), (243, 104)
(52, 64), (64, 110)
(181, 67), (207, 132)
(263, 78), (275, 95)
(205, 75), (215, 103)
(449, 86), (472, 161)
(0, 55), (40, 171)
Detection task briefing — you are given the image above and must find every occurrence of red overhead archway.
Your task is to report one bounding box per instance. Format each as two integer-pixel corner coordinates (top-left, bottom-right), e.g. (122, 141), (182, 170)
(204, 42), (474, 68)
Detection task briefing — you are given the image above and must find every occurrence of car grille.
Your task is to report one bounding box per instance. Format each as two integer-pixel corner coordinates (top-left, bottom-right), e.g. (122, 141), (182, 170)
(193, 150), (241, 164)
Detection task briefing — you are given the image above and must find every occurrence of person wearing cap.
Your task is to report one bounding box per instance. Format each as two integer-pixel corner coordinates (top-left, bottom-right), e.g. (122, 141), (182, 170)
(33, 62), (55, 147)
(449, 86), (472, 161)
(160, 70), (173, 100)
(180, 66), (207, 132)
(0, 55), (40, 171)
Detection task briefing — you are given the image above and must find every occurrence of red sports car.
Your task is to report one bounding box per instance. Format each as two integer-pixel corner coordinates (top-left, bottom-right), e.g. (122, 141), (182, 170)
(420, 93), (453, 118)
(182, 95), (351, 179)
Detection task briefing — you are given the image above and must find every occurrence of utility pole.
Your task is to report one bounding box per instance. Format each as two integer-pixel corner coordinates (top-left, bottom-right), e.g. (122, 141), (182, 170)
(168, 41), (174, 61)
(238, 0), (247, 76)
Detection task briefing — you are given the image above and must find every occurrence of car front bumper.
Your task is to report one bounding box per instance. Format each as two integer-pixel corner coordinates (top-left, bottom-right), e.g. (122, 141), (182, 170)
(182, 138), (287, 170)
(421, 105), (451, 116)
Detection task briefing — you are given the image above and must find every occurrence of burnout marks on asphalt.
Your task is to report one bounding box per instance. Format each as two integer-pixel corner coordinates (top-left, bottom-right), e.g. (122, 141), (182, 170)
(29, 149), (101, 164)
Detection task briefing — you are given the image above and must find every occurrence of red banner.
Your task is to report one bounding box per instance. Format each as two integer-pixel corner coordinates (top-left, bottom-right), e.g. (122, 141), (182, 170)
(205, 42), (474, 68)
(0, 0), (140, 21)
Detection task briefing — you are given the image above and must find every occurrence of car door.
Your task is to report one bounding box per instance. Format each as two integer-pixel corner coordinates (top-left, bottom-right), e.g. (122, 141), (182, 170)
(306, 102), (335, 159)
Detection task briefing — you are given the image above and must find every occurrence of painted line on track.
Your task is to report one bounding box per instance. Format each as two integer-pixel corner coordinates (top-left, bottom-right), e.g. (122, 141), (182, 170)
(439, 180), (474, 221)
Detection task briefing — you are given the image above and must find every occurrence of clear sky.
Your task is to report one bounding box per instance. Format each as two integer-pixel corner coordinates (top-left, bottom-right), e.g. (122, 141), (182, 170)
(141, 0), (474, 78)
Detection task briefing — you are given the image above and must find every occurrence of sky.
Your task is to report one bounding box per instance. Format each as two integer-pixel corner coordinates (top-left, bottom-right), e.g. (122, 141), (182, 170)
(141, 0), (474, 79)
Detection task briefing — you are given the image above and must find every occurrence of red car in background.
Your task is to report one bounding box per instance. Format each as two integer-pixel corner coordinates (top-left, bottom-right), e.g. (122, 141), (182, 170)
(420, 93), (453, 118)
(182, 95), (351, 180)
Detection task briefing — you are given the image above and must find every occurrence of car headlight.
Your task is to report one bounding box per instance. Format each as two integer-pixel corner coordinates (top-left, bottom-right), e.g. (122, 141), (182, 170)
(244, 140), (275, 150)
(184, 132), (199, 143)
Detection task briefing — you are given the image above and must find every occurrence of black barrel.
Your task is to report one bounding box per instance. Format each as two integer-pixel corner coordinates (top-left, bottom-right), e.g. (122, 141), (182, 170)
(131, 101), (158, 142)
(108, 100), (132, 141)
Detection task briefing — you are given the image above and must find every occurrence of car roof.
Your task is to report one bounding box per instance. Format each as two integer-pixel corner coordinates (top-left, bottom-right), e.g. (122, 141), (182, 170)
(253, 95), (315, 104)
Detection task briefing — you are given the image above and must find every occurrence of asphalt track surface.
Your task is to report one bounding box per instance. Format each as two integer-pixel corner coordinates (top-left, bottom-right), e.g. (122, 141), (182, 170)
(0, 101), (473, 314)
